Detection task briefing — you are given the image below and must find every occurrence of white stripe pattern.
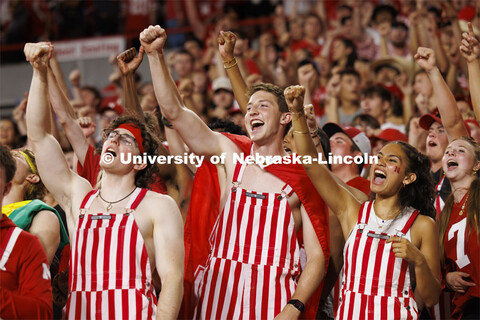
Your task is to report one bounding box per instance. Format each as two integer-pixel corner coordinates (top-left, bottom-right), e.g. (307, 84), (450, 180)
(0, 227), (22, 271)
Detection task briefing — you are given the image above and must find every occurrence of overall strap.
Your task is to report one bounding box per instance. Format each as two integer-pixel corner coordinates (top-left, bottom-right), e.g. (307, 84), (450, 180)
(280, 184), (294, 199)
(435, 175), (445, 192)
(232, 162), (246, 185)
(80, 190), (100, 209)
(0, 227), (22, 271)
(357, 201), (373, 225)
(399, 209), (419, 235)
(126, 188), (147, 210)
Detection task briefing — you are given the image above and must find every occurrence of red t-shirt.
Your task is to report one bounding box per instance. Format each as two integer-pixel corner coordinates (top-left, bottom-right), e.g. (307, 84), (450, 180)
(444, 193), (480, 319)
(0, 215), (52, 319)
(77, 144), (167, 194)
(347, 176), (371, 197)
(244, 58), (261, 75)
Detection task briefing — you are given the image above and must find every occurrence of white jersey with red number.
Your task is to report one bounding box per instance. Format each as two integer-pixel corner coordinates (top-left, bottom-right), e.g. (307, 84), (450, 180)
(195, 162), (301, 319)
(66, 188), (157, 319)
(337, 201), (419, 320)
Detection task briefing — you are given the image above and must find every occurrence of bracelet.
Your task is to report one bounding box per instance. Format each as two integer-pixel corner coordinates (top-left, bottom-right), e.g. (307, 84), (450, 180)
(161, 116), (173, 128)
(223, 57), (235, 65)
(293, 130), (310, 134)
(291, 111), (305, 117)
(310, 128), (320, 138)
(287, 299), (305, 313)
(224, 61), (238, 69)
(224, 58), (237, 69)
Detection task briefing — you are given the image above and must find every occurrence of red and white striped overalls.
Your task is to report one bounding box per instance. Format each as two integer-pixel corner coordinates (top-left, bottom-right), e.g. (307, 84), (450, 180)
(195, 162), (301, 319)
(337, 201), (419, 320)
(66, 188), (157, 319)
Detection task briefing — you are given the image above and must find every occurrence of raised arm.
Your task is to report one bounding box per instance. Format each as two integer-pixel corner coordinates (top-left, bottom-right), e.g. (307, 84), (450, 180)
(47, 63), (90, 165)
(49, 51), (71, 100)
(141, 26), (224, 157)
(415, 47), (469, 141)
(297, 64), (318, 110)
(117, 47), (145, 122)
(426, 15), (449, 74)
(68, 69), (82, 103)
(460, 22), (480, 120)
(184, 0), (207, 43)
(284, 85), (361, 235)
(217, 31), (249, 113)
(152, 195), (184, 319)
(25, 42), (90, 215)
(409, 11), (421, 57)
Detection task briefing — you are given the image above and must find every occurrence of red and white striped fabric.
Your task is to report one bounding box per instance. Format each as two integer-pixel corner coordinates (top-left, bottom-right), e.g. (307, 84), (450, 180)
(337, 201), (419, 320)
(66, 188), (157, 319)
(428, 291), (453, 319)
(434, 175), (446, 219)
(195, 162), (301, 319)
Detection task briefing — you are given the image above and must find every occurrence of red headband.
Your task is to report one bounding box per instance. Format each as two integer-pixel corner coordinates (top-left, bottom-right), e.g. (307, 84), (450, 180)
(117, 123), (144, 153)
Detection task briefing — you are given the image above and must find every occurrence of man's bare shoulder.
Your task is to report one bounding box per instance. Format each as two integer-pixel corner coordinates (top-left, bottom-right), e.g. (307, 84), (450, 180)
(32, 209), (59, 226)
(141, 190), (182, 221)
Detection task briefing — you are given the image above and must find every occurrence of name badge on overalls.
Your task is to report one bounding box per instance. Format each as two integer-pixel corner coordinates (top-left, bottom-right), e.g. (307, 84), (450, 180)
(245, 192), (266, 200)
(367, 232), (390, 240)
(91, 215), (112, 220)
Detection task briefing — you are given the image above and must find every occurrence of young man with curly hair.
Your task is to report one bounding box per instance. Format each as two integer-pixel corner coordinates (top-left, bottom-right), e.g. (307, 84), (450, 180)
(24, 42), (184, 319)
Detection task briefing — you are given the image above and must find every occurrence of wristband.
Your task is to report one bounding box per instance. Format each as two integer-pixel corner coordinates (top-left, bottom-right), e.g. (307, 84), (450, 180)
(287, 299), (305, 313)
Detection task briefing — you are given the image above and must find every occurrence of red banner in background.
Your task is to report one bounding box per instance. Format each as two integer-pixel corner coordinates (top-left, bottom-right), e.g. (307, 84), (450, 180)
(53, 36), (126, 62)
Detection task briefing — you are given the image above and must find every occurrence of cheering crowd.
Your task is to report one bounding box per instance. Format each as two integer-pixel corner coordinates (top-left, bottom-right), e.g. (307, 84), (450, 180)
(1, 1), (480, 319)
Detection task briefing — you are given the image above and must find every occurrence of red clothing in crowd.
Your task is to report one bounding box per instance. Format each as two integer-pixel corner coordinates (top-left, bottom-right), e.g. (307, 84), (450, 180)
(444, 193), (480, 319)
(347, 176), (371, 197)
(0, 214), (52, 319)
(290, 39), (323, 58)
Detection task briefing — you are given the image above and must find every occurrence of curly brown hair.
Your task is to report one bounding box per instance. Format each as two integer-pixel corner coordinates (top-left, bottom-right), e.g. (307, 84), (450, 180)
(101, 116), (160, 189)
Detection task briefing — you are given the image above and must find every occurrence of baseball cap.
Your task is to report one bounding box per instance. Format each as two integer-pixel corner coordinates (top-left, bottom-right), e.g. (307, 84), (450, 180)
(323, 122), (372, 155)
(419, 111), (442, 131)
(375, 128), (408, 142)
(420, 111), (472, 136)
(212, 76), (233, 93)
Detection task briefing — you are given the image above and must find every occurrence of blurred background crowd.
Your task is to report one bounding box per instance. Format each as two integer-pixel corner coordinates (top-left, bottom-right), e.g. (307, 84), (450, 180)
(1, 1), (480, 319)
